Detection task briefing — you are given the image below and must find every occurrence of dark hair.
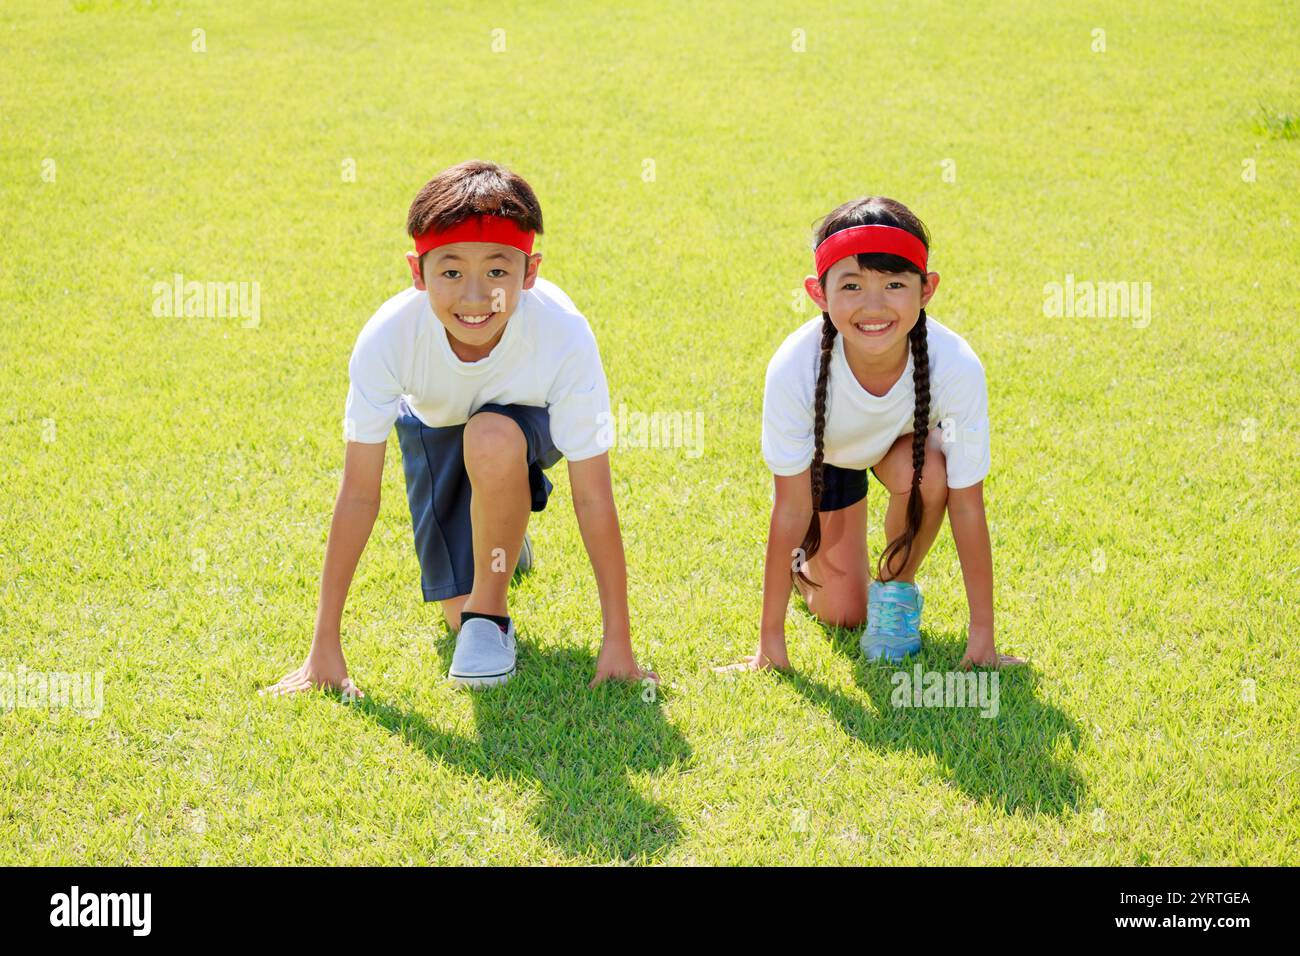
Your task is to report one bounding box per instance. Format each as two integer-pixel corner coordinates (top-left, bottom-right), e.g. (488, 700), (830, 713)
(796, 196), (932, 590)
(407, 160), (544, 276)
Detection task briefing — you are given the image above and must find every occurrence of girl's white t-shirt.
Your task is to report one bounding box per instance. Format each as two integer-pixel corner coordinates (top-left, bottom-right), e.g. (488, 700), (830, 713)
(761, 315), (991, 488)
(344, 277), (612, 461)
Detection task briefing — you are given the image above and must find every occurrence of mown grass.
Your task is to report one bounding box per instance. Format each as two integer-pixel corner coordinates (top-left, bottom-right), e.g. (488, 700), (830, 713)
(1, 0), (1296, 864)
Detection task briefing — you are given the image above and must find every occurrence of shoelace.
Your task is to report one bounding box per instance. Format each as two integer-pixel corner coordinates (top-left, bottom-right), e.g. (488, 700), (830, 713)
(868, 600), (908, 641)
(867, 587), (921, 643)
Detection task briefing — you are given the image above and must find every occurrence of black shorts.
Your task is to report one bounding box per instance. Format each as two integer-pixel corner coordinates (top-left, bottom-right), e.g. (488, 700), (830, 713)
(818, 462), (881, 512)
(394, 400), (562, 601)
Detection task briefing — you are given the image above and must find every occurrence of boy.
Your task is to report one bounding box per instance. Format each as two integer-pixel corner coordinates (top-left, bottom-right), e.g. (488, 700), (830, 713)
(263, 160), (653, 692)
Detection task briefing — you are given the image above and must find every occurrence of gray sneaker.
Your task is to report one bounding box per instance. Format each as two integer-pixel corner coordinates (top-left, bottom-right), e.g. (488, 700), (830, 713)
(514, 532), (535, 576)
(449, 617), (516, 688)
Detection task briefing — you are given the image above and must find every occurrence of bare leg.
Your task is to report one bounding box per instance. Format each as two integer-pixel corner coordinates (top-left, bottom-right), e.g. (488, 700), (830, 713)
(459, 412), (531, 619)
(440, 594), (469, 632)
(872, 427), (949, 583)
(796, 496), (869, 628)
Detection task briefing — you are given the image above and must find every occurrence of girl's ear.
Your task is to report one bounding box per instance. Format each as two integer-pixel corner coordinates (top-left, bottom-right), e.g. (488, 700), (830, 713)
(406, 252), (427, 291)
(920, 271), (940, 308)
(804, 275), (828, 311)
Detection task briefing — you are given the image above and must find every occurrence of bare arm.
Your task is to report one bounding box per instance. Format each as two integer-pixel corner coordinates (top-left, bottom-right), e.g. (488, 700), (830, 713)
(948, 482), (992, 630)
(313, 440), (387, 649)
(948, 481), (1021, 667)
(567, 452), (651, 687)
(263, 440), (385, 696)
(709, 469), (813, 673)
(752, 470), (814, 668)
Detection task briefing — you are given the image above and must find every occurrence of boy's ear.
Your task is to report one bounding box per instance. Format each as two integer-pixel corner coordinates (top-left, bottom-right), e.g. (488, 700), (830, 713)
(406, 252), (427, 291)
(920, 271), (940, 309)
(521, 252), (542, 290)
(804, 275), (828, 311)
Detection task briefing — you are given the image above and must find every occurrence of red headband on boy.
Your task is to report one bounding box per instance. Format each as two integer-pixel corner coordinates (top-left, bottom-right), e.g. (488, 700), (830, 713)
(814, 224), (928, 277)
(412, 214), (536, 258)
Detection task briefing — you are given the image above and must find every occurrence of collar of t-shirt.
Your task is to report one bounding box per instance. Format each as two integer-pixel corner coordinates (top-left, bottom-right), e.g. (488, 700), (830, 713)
(833, 330), (916, 406)
(429, 289), (532, 376)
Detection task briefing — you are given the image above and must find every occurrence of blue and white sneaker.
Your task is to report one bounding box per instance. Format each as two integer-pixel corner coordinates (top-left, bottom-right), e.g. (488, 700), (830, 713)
(449, 617), (517, 688)
(860, 580), (923, 662)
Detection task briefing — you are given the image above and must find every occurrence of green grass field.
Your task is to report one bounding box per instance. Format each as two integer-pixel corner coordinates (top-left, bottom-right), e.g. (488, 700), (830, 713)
(2, 0), (1297, 865)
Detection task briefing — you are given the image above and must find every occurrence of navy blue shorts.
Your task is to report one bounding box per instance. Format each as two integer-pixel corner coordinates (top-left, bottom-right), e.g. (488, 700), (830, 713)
(818, 462), (881, 512)
(394, 400), (563, 601)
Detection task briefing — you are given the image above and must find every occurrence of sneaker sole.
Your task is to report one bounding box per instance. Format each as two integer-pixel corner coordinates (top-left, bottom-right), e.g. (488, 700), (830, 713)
(860, 640), (922, 663)
(448, 667), (516, 689)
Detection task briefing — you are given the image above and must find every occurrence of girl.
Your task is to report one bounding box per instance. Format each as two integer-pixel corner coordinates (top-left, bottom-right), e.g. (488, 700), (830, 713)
(731, 197), (1023, 671)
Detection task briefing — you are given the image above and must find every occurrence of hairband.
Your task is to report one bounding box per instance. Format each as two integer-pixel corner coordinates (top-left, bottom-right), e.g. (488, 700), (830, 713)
(413, 214), (536, 258)
(813, 224), (928, 277)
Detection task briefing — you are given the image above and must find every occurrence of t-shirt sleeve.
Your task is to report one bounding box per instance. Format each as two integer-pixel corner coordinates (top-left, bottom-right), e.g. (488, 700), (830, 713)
(546, 326), (613, 462)
(937, 354), (991, 489)
(761, 348), (815, 476)
(343, 321), (404, 444)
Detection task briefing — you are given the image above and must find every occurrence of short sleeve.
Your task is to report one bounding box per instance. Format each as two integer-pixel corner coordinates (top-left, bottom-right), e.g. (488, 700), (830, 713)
(761, 350), (815, 476)
(343, 327), (403, 444)
(937, 356), (991, 488)
(547, 330), (613, 462)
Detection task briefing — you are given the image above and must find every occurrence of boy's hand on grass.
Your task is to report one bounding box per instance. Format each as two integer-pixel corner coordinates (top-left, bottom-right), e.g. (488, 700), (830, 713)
(959, 625), (1025, 670)
(589, 641), (657, 689)
(260, 645), (364, 700)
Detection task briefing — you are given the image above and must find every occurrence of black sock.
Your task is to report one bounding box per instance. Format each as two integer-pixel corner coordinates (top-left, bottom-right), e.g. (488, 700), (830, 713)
(461, 611), (511, 633)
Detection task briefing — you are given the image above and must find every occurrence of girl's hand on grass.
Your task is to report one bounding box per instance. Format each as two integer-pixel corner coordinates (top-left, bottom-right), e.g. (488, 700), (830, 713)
(260, 646), (364, 700)
(712, 642), (791, 673)
(959, 626), (1025, 670)
(589, 642), (658, 689)
(959, 650), (1025, 669)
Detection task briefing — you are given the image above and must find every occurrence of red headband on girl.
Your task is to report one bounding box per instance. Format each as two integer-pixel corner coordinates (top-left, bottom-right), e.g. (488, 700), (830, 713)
(814, 224), (928, 277)
(413, 214), (536, 258)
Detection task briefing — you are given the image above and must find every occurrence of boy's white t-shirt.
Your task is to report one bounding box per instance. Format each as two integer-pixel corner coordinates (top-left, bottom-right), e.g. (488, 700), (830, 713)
(761, 315), (990, 488)
(344, 277), (612, 461)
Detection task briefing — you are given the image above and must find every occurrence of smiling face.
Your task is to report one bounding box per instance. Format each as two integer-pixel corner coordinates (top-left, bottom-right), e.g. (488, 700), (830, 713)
(805, 257), (940, 365)
(406, 241), (542, 360)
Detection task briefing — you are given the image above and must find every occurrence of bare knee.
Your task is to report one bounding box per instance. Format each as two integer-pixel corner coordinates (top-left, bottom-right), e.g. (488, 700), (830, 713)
(882, 429), (949, 507)
(462, 413), (526, 479)
(807, 586), (867, 628)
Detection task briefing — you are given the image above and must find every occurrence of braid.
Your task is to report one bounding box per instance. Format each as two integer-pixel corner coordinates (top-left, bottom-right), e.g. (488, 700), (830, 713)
(879, 309), (930, 581)
(795, 312), (837, 590)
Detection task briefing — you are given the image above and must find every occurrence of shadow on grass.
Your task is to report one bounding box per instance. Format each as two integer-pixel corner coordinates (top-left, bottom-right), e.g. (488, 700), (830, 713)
(784, 621), (1086, 816)
(355, 639), (691, 862)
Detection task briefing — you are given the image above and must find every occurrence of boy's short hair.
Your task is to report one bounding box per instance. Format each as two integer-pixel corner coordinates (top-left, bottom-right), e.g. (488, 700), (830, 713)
(408, 160), (544, 274)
